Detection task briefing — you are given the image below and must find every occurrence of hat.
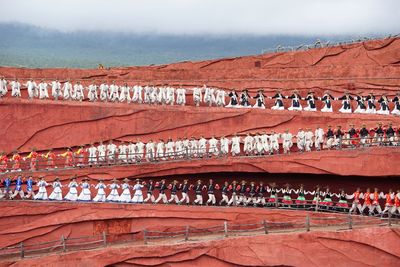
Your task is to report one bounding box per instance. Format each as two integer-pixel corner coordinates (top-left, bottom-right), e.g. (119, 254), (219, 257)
(123, 178), (130, 182)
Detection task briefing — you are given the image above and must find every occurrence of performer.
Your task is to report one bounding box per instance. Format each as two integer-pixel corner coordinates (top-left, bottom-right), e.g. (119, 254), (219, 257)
(296, 128), (306, 152)
(10, 78), (21, 98)
(119, 82), (131, 103)
(99, 81), (109, 102)
(314, 126), (325, 151)
(303, 90), (317, 111)
(325, 125), (335, 149)
(270, 90), (285, 110)
(38, 79), (49, 99)
(106, 140), (117, 165)
(42, 149), (57, 169)
(132, 179), (144, 203)
(155, 179), (168, 204)
(203, 85), (215, 107)
(34, 176), (48, 200)
(11, 150), (22, 171)
(334, 190), (349, 212)
(220, 136), (230, 156)
(59, 148), (74, 168)
(231, 134), (241, 156)
(261, 132), (270, 155)
(106, 178), (120, 202)
(243, 133), (254, 156)
(304, 128), (314, 152)
(391, 92), (400, 115)
(26, 148), (39, 171)
(365, 92), (376, 114)
(26, 79), (38, 99)
(226, 89), (239, 108)
(87, 81), (98, 102)
(88, 143), (97, 166)
(10, 175), (24, 200)
(165, 138), (175, 159)
(219, 181), (230, 206)
(145, 140), (156, 161)
(319, 91), (334, 112)
(117, 142), (128, 163)
(64, 176), (79, 201)
(374, 123), (385, 145)
(321, 187), (334, 209)
(0, 76), (7, 98)
(253, 89), (266, 108)
(348, 187), (363, 214)
(386, 123), (396, 146)
(361, 188), (372, 214)
(206, 179), (218, 206)
(192, 86), (202, 107)
(118, 178), (131, 203)
(354, 92), (367, 114)
(143, 180), (155, 203)
(25, 176), (36, 199)
(267, 182), (278, 206)
(337, 91), (353, 113)
(391, 189), (400, 215)
(245, 181), (258, 206)
(176, 86), (186, 106)
(256, 181), (267, 206)
(168, 180), (180, 204)
(381, 189), (395, 216)
(215, 88), (226, 107)
(179, 179), (191, 205)
(227, 180), (239, 206)
(308, 185), (322, 206)
(281, 184), (293, 207)
(269, 131), (280, 154)
(345, 124), (357, 147)
(377, 94), (390, 115)
(294, 184), (307, 208)
(132, 84), (143, 103)
(72, 81), (84, 101)
(0, 176), (12, 199)
(108, 81), (119, 102)
(237, 180), (248, 205)
(135, 139), (145, 162)
(208, 136), (219, 157)
(93, 180), (107, 202)
(240, 89), (251, 107)
(0, 152), (8, 173)
(287, 90), (302, 111)
(62, 80), (73, 100)
(369, 188), (382, 215)
(155, 139), (165, 161)
(77, 178), (92, 201)
(48, 178), (63, 201)
(359, 124), (370, 146)
(193, 180), (204, 205)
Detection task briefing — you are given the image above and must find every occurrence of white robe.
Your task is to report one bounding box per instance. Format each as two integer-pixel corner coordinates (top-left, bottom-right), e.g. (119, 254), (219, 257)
(93, 183), (107, 202)
(106, 183), (120, 201)
(65, 181), (79, 201)
(77, 182), (91, 201)
(49, 181), (63, 200)
(119, 183), (131, 202)
(132, 184), (144, 203)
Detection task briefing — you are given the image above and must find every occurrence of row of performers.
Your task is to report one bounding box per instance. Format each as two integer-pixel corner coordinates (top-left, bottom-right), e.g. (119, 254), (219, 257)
(1, 78), (399, 116)
(1, 123), (398, 172)
(1, 176), (399, 216)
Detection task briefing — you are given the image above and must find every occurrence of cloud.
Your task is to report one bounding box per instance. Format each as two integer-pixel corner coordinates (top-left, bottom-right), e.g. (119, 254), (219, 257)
(0, 0), (398, 35)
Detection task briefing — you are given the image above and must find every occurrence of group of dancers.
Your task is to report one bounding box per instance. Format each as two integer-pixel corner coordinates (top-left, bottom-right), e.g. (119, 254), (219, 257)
(1, 77), (400, 116)
(1, 123), (398, 173)
(1, 175), (399, 217)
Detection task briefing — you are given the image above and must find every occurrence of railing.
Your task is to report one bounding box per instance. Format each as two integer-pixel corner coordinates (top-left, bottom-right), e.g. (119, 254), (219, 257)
(0, 211), (397, 260)
(1, 137), (398, 176)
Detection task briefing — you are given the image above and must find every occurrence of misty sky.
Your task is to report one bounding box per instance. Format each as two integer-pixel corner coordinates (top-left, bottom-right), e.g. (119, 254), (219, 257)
(0, 0), (398, 35)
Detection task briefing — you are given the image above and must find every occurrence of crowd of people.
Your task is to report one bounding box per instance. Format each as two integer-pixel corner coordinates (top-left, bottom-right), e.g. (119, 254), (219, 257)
(0, 175), (399, 217)
(1, 77), (400, 115)
(1, 123), (398, 173)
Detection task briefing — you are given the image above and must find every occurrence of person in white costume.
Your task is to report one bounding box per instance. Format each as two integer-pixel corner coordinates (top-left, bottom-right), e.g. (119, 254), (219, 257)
(93, 180), (107, 202)
(145, 140), (156, 161)
(64, 176), (79, 201)
(50, 79), (62, 100)
(253, 133), (263, 155)
(119, 178), (132, 203)
(10, 78), (21, 98)
(197, 136), (207, 158)
(176, 87), (186, 106)
(281, 130), (293, 154)
(155, 139), (165, 160)
(219, 136), (229, 156)
(244, 133), (254, 156)
(167, 180), (180, 204)
(203, 85), (215, 106)
(62, 80), (73, 100)
(269, 131), (280, 154)
(287, 90), (302, 111)
(0, 77), (7, 98)
(319, 91), (334, 112)
(132, 85), (143, 103)
(231, 134), (241, 156)
(208, 136), (219, 156)
(304, 128), (314, 152)
(261, 132), (270, 155)
(106, 140), (117, 165)
(34, 177), (49, 200)
(296, 128), (306, 152)
(193, 86), (202, 106)
(165, 139), (175, 159)
(189, 138), (198, 158)
(166, 86), (175, 105)
(135, 139), (145, 162)
(157, 85), (167, 105)
(132, 179), (144, 203)
(106, 178), (120, 202)
(127, 141), (136, 163)
(77, 178), (92, 201)
(117, 142), (128, 163)
(48, 178), (63, 201)
(143, 85), (151, 104)
(215, 88), (226, 107)
(73, 81), (84, 101)
(314, 126), (325, 151)
(87, 81), (98, 102)
(38, 79), (49, 99)
(108, 81), (119, 102)
(150, 86), (158, 104)
(174, 138), (184, 158)
(119, 82), (131, 103)
(303, 91), (317, 112)
(97, 141), (106, 165)
(99, 81), (109, 102)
